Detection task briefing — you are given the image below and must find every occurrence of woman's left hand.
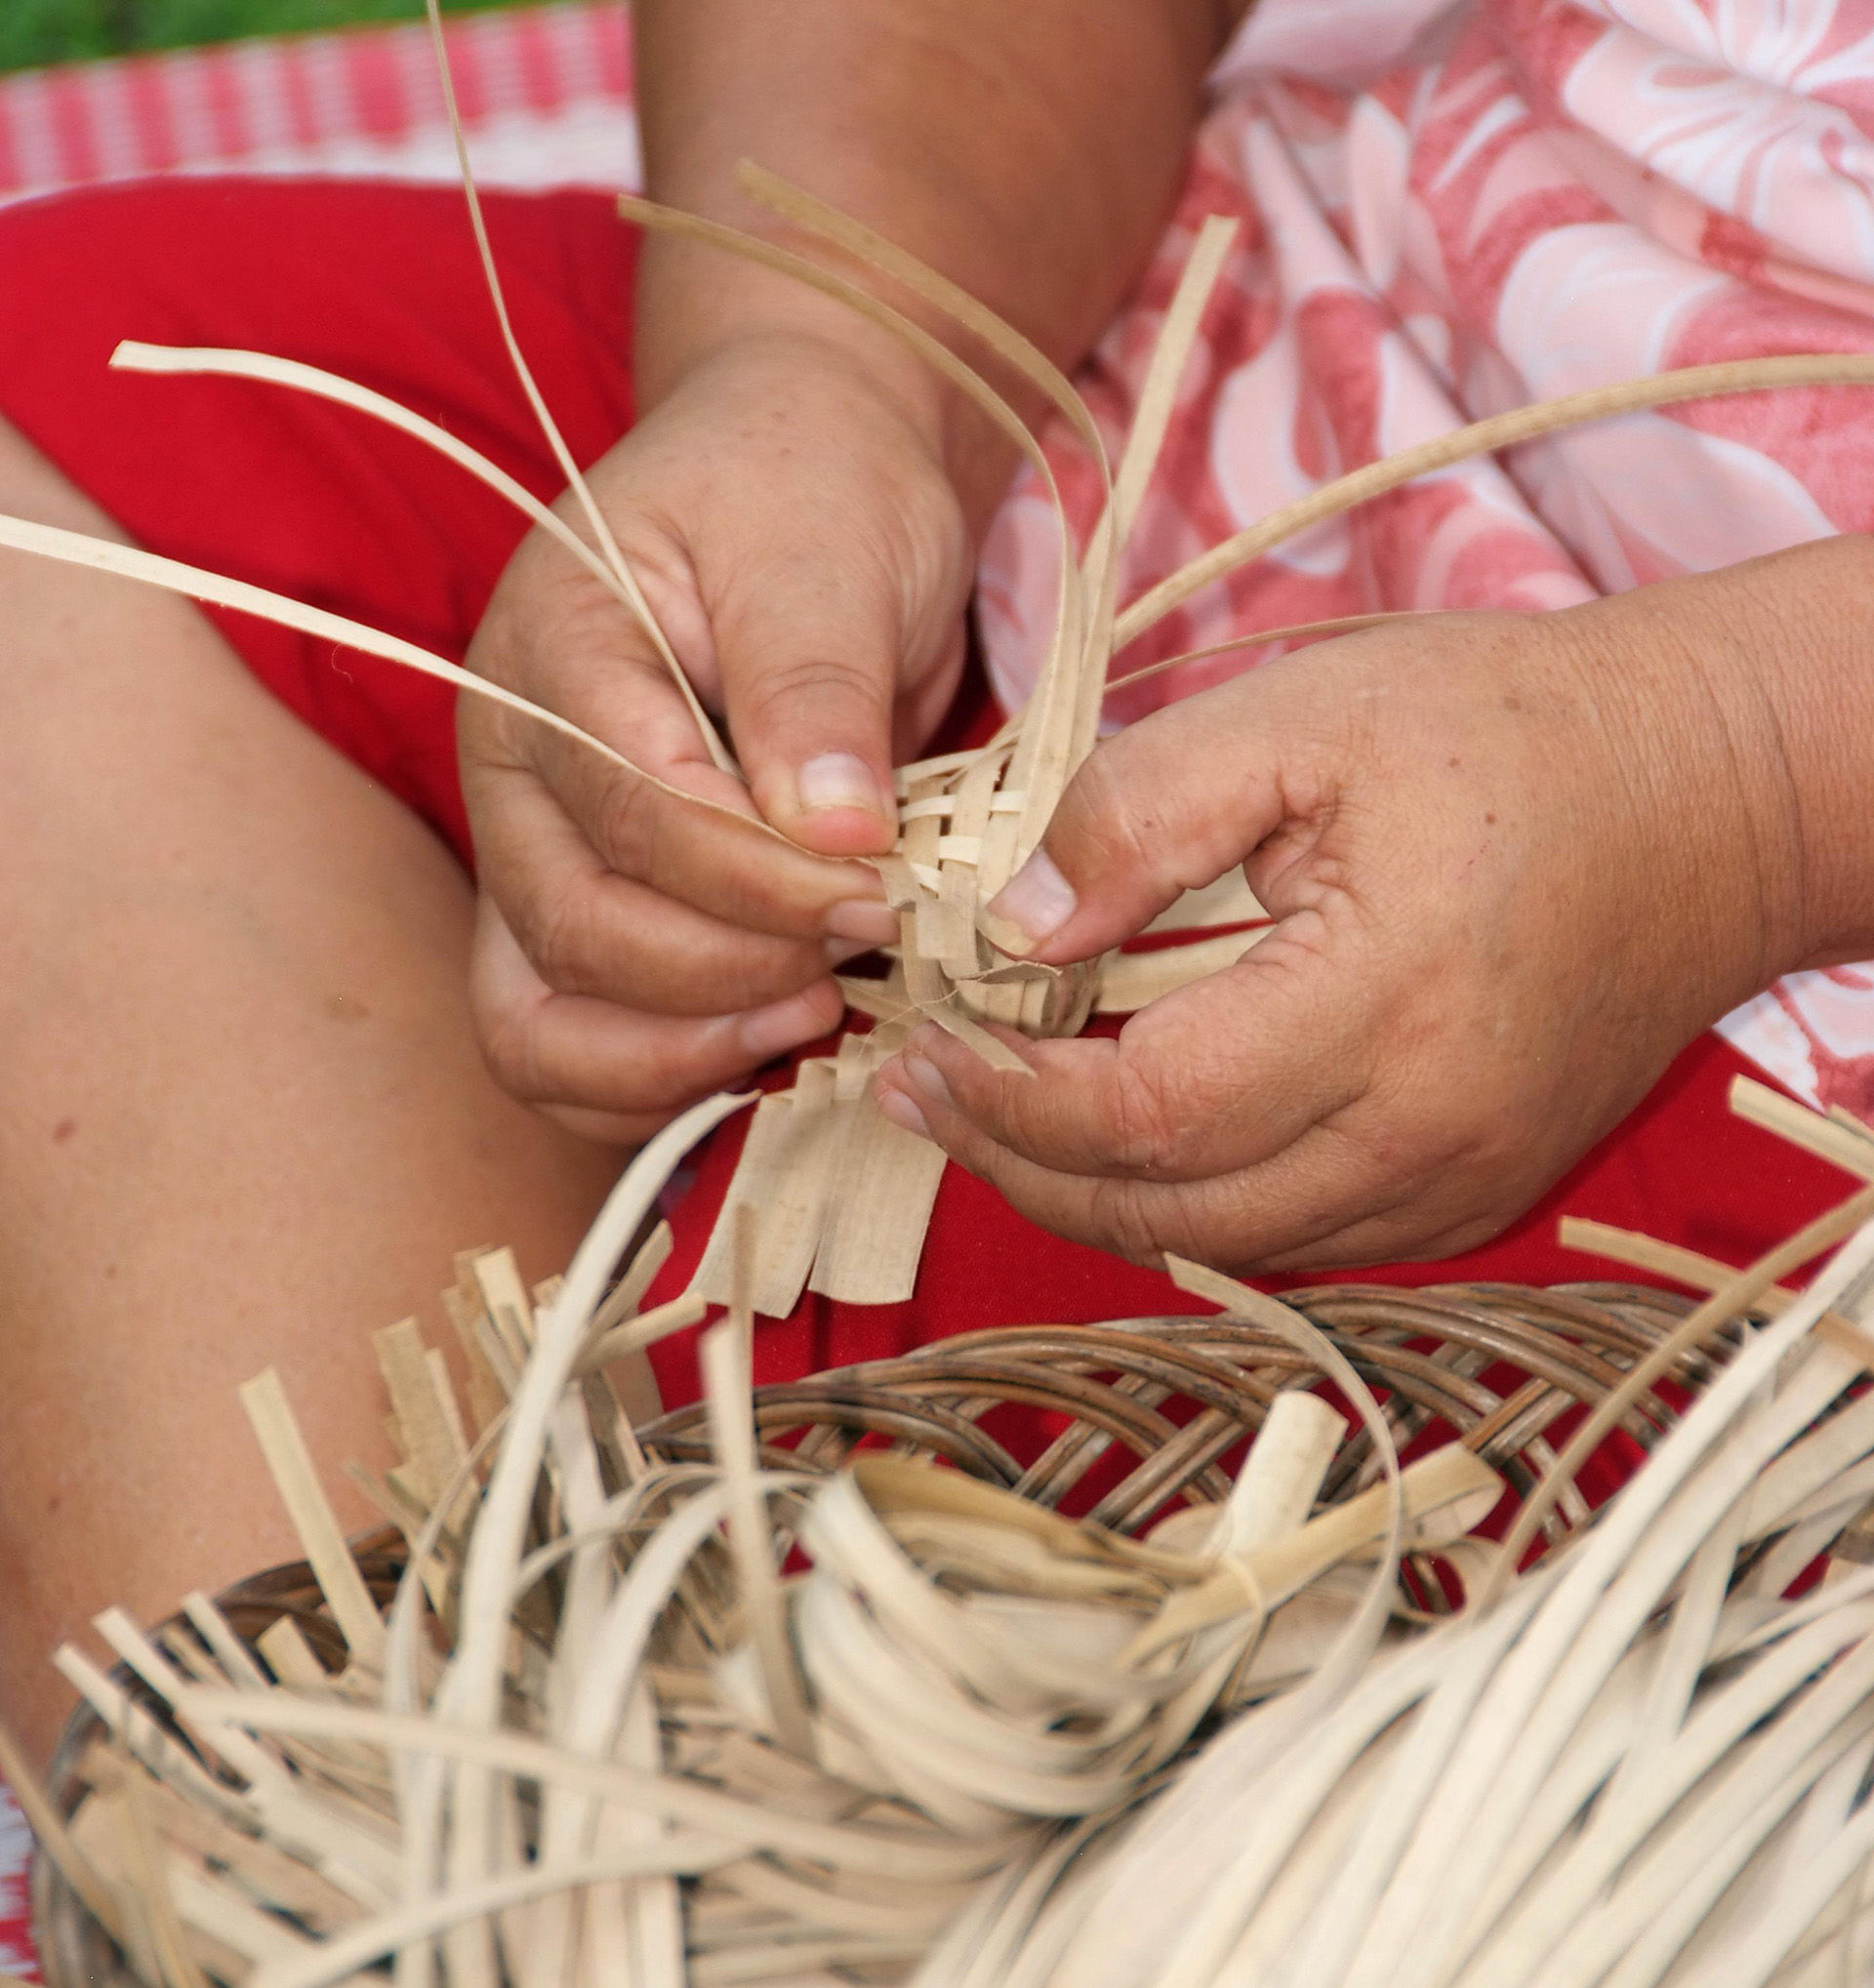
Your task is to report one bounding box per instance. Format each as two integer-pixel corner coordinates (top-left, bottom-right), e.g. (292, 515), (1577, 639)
(874, 547), (1862, 1273)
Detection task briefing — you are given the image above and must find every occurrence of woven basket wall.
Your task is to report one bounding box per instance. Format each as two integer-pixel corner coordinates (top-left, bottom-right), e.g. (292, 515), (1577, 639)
(32, 1276), (1721, 1988)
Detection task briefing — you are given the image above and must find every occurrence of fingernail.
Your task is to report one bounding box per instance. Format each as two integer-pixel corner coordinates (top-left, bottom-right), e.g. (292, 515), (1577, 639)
(738, 989), (832, 1062)
(876, 1086), (931, 1141)
(987, 848), (1077, 950)
(796, 751), (887, 819)
(825, 897), (902, 947)
(904, 1051), (953, 1107)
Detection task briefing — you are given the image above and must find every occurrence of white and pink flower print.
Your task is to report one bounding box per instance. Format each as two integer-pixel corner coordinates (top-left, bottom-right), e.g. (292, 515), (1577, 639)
(975, 0), (1874, 1109)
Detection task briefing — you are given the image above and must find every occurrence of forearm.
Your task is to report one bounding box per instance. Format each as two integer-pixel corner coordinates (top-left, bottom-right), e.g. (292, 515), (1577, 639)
(632, 0), (1236, 523)
(1569, 534), (1874, 995)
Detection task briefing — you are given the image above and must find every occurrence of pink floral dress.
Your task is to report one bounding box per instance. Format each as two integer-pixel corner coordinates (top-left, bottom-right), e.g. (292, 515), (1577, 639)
(977, 0), (1874, 1114)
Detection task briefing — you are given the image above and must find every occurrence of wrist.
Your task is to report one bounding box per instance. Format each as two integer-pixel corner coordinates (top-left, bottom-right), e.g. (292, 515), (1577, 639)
(1547, 562), (1813, 1022)
(1574, 537), (1874, 1004)
(1724, 533), (1874, 975)
(632, 231), (1025, 542)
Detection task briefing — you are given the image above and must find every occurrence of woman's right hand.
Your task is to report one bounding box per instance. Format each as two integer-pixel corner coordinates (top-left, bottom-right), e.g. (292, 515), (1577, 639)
(458, 320), (986, 1144)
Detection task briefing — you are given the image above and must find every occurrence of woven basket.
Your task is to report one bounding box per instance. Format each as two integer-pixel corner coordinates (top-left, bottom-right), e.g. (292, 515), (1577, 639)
(31, 1276), (1719, 1988)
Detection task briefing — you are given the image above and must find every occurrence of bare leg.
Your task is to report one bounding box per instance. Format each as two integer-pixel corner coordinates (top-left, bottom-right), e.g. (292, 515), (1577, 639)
(0, 419), (623, 1761)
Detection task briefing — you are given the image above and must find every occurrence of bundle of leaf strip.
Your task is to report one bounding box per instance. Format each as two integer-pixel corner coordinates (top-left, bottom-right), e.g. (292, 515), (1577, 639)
(19, 1084), (1514, 1988)
(28, 1088), (1874, 1988)
(912, 1162), (1874, 1988)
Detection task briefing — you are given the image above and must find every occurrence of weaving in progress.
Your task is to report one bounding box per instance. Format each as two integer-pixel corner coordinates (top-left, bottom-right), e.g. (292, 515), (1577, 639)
(13, 2), (1874, 1981)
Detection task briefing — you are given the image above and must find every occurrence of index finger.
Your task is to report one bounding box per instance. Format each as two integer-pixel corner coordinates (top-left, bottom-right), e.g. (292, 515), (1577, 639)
(465, 581), (893, 944)
(878, 917), (1379, 1183)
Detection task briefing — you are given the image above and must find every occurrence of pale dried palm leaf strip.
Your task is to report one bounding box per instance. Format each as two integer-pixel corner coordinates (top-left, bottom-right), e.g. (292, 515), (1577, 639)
(1143, 871), (1267, 933)
(575, 1290), (711, 1378)
(944, 223), (1239, 833)
(1104, 609), (1427, 696)
(614, 189), (1081, 750)
(179, 1594), (271, 1694)
(169, 1692), (1012, 1884)
(692, 1062), (841, 1317)
(1829, 1104), (1874, 1143)
(423, 1094), (753, 1978)
(1058, 217), (1239, 797)
(703, 1212), (814, 1757)
(592, 1220), (675, 1336)
(531, 1497), (718, 1986)
(1729, 1075), (1874, 1181)
(893, 748), (993, 790)
(245, 1838), (749, 1988)
(1118, 353), (1874, 645)
(1013, 1268), (1874, 1988)
(937, 751), (1007, 980)
(1487, 1178), (1874, 1603)
(111, 344), (652, 635)
(373, 1321), (468, 1512)
(902, 767), (954, 967)
(1500, 1680), (1874, 1988)
(88, 1610), (285, 1799)
(0, 514), (843, 872)
(806, 1094), (949, 1306)
(1353, 1233), (1874, 1988)
(833, 975), (909, 1025)
(0, 1713), (130, 1945)
(736, 163), (1108, 476)
(1440, 1620), (1790, 1983)
(114, 1774), (214, 1988)
(999, 219), (1240, 907)
(1093, 927), (1271, 1014)
(1048, 1582), (1530, 1988)
(237, 1372), (387, 1669)
(1559, 1217), (1794, 1316)
(1103, 220), (1238, 559)
(416, 0), (730, 773)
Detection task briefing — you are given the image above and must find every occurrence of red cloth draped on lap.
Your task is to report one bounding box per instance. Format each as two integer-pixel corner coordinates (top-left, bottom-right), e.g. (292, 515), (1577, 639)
(0, 177), (639, 862)
(0, 177), (1854, 1436)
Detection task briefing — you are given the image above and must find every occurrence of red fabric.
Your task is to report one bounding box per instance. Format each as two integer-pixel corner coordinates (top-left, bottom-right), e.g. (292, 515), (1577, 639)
(0, 176), (638, 864)
(637, 1026), (1854, 1409)
(0, 175), (1854, 1413)
(0, 174), (1860, 1978)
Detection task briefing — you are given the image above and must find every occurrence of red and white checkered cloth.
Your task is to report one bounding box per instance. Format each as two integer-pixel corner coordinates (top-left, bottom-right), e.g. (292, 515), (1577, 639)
(0, 2), (638, 205)
(0, 15), (640, 1966)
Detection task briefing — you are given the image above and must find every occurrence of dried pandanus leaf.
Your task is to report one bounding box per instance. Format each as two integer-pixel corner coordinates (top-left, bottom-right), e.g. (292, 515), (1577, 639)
(25, 1075), (1874, 1988)
(5, 14), (1874, 1298)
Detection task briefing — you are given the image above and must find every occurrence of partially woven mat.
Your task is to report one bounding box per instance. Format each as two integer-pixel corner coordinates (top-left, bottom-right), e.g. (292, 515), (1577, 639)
(0, 3), (634, 206)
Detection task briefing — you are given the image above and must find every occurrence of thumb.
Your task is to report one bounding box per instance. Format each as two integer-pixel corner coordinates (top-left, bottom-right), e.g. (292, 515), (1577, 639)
(983, 680), (1297, 962)
(713, 572), (905, 862)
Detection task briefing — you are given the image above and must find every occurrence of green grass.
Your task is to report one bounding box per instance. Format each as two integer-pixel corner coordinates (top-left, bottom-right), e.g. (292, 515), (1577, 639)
(0, 0), (509, 73)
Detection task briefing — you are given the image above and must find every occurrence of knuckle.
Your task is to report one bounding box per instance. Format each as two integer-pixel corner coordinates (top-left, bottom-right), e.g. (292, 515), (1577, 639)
(591, 771), (660, 877)
(733, 652), (887, 740)
(1108, 1061), (1196, 1176)
(524, 890), (605, 997)
(474, 998), (545, 1104)
(1087, 1177), (1176, 1268)
(1069, 751), (1161, 884)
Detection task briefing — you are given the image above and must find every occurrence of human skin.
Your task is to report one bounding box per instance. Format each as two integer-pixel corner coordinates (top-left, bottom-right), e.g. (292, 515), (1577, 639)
(0, 0), (1239, 1765)
(457, 0), (1240, 1141)
(464, 0), (1874, 1274)
(0, 419), (622, 1763)
(871, 543), (1874, 1270)
(4, 0), (1866, 1767)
